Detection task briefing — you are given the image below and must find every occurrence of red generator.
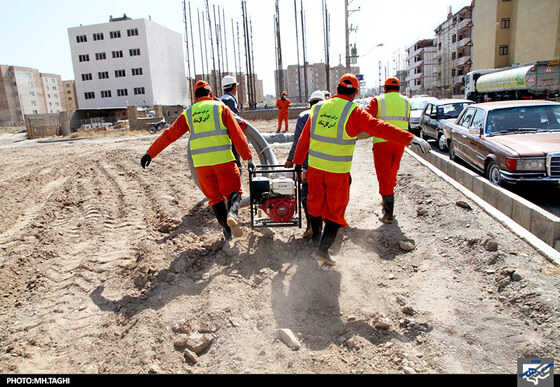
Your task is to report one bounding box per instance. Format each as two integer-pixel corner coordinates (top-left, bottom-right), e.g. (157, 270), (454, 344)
(249, 165), (302, 228)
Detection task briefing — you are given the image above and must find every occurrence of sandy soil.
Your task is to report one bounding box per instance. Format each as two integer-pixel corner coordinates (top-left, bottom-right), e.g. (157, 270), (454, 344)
(0, 120), (559, 374)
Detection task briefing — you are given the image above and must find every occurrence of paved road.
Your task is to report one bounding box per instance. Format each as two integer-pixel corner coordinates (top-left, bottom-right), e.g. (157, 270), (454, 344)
(427, 140), (560, 218)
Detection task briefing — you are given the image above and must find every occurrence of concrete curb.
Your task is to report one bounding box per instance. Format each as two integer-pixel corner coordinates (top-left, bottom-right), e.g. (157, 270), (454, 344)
(406, 147), (560, 265)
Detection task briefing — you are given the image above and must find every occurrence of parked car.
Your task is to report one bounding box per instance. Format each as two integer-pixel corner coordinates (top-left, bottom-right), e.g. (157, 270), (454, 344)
(419, 99), (473, 150)
(408, 96), (438, 136)
(443, 100), (560, 185)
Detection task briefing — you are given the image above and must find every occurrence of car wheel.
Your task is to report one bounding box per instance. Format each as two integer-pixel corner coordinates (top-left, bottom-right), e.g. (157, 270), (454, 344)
(437, 134), (447, 151)
(486, 160), (502, 185)
(448, 142), (457, 161)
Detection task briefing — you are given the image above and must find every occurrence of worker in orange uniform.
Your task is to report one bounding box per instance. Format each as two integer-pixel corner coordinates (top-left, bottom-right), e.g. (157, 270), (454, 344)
(292, 74), (430, 267)
(276, 91), (292, 133)
(366, 77), (410, 224)
(140, 80), (255, 240)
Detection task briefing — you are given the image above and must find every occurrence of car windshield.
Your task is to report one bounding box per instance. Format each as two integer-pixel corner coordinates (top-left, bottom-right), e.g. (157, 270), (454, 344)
(486, 105), (560, 134)
(410, 99), (436, 110)
(437, 102), (471, 119)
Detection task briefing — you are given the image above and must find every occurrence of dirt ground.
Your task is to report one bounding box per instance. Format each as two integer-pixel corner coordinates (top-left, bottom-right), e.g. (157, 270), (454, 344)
(0, 119), (559, 375)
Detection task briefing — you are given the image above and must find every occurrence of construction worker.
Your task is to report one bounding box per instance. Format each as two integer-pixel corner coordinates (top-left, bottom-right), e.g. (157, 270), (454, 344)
(220, 75), (243, 173)
(140, 80), (255, 240)
(366, 77), (410, 224)
(284, 90), (326, 239)
(292, 74), (430, 267)
(276, 91), (292, 133)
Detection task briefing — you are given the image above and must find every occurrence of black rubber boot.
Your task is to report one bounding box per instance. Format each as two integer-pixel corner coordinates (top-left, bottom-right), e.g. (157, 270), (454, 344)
(314, 220), (341, 266)
(309, 215), (323, 246)
(212, 201), (232, 240)
(379, 195), (395, 224)
(226, 192), (243, 238)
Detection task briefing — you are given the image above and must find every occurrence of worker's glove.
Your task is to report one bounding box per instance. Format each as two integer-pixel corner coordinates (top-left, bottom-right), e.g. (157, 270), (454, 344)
(235, 117), (248, 131)
(284, 160), (294, 168)
(247, 159), (256, 170)
(141, 153), (152, 169)
(410, 136), (431, 154)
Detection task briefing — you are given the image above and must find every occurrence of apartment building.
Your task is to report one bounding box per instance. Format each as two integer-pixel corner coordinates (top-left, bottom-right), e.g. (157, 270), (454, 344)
(68, 15), (188, 110)
(282, 63), (360, 103)
(405, 39), (438, 96)
(434, 5), (473, 96)
(62, 80), (78, 112)
(0, 65), (65, 126)
(472, 0), (560, 70)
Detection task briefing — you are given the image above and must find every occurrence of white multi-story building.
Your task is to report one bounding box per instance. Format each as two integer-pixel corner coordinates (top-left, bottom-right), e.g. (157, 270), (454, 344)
(405, 39), (438, 96)
(68, 15), (188, 109)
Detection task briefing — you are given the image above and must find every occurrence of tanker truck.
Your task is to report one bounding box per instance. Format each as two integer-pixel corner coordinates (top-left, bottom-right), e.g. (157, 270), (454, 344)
(465, 60), (560, 102)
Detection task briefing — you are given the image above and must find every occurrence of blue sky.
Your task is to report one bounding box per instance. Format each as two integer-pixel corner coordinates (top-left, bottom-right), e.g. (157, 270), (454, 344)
(1, 0), (472, 94)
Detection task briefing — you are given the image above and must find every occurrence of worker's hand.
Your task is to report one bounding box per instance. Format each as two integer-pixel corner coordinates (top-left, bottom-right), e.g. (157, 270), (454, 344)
(141, 153), (152, 169)
(247, 159), (256, 170)
(294, 164), (302, 173)
(410, 136), (431, 154)
(284, 160), (294, 169)
(237, 119), (248, 131)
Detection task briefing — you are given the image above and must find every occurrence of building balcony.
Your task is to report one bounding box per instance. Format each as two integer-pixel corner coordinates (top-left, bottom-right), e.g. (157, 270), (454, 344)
(456, 55), (471, 67)
(457, 37), (472, 49)
(457, 18), (472, 33)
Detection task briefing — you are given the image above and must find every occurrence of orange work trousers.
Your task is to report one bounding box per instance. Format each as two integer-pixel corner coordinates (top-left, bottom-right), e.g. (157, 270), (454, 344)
(278, 112), (289, 131)
(306, 167), (351, 228)
(372, 141), (405, 197)
(196, 161), (242, 207)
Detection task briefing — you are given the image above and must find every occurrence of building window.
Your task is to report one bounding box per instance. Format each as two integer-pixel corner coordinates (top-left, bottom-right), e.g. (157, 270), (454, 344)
(112, 50), (123, 58)
(134, 87), (145, 95)
(501, 18), (510, 29)
(81, 73), (92, 81)
(452, 69), (456, 77)
(78, 54), (90, 62)
(131, 68), (143, 76)
(95, 52), (107, 60)
(129, 48), (141, 56)
(101, 90), (112, 98)
(93, 32), (104, 41)
(452, 52), (457, 60)
(452, 34), (457, 43)
(117, 89), (128, 96)
(98, 71), (109, 79)
(76, 35), (87, 43)
(499, 45), (509, 56)
(110, 31), (121, 39)
(84, 92), (95, 99)
(127, 28), (139, 37)
(115, 69), (126, 78)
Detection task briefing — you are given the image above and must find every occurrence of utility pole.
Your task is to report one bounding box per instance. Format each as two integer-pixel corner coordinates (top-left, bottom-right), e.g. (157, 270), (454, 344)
(188, 2), (197, 80)
(205, 0), (217, 92)
(275, 0), (284, 97)
(182, 0), (193, 103)
(300, 0), (308, 99)
(294, 0), (302, 103)
(345, 0), (360, 73)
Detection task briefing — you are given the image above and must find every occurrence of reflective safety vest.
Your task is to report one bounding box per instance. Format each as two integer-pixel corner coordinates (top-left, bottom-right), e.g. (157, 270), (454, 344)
(185, 100), (235, 167)
(308, 97), (358, 173)
(372, 92), (410, 144)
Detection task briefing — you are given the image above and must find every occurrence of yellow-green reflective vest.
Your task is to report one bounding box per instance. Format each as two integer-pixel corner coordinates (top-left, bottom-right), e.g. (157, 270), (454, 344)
(372, 92), (410, 144)
(185, 100), (235, 167)
(308, 97), (358, 174)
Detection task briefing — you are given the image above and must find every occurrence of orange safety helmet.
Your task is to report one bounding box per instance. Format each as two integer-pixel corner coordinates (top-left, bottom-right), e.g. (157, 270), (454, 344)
(338, 73), (359, 90)
(383, 77), (400, 88)
(194, 80), (211, 93)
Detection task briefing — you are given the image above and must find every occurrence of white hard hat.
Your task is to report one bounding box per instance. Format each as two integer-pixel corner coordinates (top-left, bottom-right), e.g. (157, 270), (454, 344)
(308, 90), (325, 102)
(222, 75), (238, 88)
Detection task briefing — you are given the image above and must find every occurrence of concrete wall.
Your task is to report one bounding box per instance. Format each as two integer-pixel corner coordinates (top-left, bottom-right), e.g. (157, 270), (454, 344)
(409, 146), (560, 252)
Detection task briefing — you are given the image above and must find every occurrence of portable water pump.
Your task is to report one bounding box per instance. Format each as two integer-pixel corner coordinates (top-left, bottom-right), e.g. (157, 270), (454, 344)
(249, 165), (302, 228)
